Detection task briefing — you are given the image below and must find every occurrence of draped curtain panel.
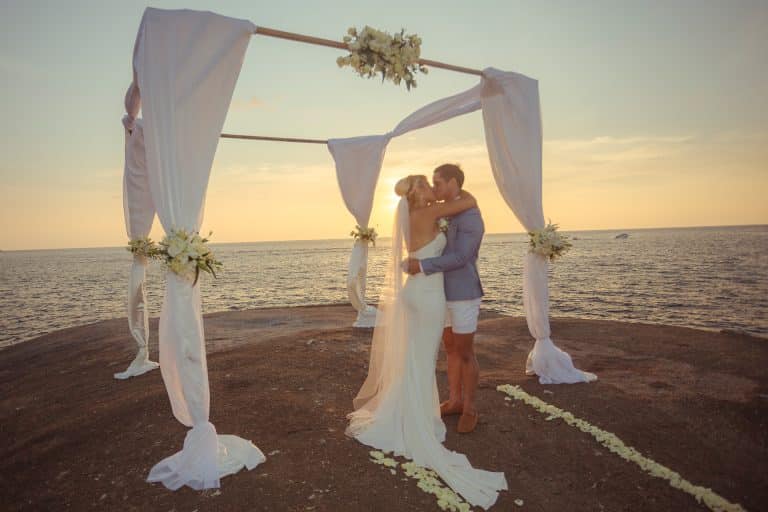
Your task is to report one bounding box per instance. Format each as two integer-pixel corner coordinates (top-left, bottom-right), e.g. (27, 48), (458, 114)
(347, 241), (377, 327)
(116, 117), (160, 380)
(128, 7), (265, 490)
(328, 135), (389, 327)
(480, 68), (596, 384)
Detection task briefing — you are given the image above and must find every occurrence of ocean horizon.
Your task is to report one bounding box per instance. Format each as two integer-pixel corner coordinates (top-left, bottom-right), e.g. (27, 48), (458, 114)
(1, 224), (766, 347)
(2, 223), (766, 253)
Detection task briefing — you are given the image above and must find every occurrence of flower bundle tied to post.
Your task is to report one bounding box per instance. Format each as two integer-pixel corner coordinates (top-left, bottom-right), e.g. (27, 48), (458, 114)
(127, 236), (161, 259)
(158, 229), (222, 285)
(350, 225), (378, 246)
(128, 230), (222, 285)
(528, 221), (573, 261)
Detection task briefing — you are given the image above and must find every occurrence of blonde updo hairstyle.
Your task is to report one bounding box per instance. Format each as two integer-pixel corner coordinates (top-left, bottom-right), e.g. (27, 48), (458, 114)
(394, 174), (428, 210)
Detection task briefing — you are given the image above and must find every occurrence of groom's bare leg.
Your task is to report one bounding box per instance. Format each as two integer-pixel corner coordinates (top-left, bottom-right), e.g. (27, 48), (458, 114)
(454, 332), (479, 416)
(442, 327), (463, 411)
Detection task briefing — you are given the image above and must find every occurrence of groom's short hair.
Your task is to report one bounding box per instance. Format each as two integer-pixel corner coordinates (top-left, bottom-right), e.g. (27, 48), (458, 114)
(434, 164), (465, 189)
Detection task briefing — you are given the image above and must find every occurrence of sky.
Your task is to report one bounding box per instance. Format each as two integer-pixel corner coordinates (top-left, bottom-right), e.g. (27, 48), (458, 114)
(0, 0), (766, 250)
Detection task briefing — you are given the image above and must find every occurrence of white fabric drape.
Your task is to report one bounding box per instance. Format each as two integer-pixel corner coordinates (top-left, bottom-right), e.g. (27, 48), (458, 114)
(390, 84), (482, 136)
(480, 68), (596, 384)
(129, 7), (264, 490)
(329, 135), (389, 228)
(116, 91), (160, 380)
(328, 135), (388, 327)
(348, 241), (378, 327)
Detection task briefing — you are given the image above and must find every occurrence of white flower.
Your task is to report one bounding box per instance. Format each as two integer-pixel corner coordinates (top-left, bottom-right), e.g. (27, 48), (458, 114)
(166, 237), (186, 258)
(363, 457), (474, 511)
(157, 229), (222, 283)
(191, 238), (206, 257)
(496, 384), (746, 512)
(337, 25), (426, 90)
(528, 221), (572, 261)
(351, 225), (378, 246)
(127, 236), (160, 258)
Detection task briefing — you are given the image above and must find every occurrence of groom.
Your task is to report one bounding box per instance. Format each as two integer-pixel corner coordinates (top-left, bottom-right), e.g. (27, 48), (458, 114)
(406, 163), (485, 434)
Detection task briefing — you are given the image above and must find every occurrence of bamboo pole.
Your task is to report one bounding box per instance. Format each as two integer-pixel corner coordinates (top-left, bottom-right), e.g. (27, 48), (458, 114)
(254, 26), (348, 50)
(253, 26), (483, 76)
(220, 133), (328, 144)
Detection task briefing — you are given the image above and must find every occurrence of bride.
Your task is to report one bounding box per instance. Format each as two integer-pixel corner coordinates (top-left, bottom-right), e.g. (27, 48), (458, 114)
(346, 174), (507, 509)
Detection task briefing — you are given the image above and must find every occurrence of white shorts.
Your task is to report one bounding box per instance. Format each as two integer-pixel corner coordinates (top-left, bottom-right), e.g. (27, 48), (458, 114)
(444, 298), (482, 334)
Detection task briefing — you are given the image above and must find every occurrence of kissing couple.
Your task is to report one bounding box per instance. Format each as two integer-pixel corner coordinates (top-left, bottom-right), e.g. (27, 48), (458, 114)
(346, 164), (507, 509)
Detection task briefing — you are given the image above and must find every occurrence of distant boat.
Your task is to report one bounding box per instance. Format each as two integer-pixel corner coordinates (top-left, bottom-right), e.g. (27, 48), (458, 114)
(615, 233), (630, 239)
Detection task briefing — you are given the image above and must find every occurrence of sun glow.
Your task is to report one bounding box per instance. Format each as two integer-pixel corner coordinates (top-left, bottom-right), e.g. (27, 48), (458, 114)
(379, 171), (408, 212)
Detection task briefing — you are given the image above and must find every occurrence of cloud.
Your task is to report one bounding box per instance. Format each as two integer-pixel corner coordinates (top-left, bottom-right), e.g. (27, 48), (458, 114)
(210, 131), (768, 193)
(546, 135), (694, 162)
(542, 134), (694, 185)
(381, 136), (700, 190)
(543, 132), (768, 187)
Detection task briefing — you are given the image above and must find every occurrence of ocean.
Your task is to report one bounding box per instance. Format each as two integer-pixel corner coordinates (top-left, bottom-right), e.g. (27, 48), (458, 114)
(1, 225), (766, 348)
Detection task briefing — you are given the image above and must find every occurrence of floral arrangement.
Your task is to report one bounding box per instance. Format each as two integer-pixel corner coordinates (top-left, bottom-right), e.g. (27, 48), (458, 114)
(437, 217), (450, 233)
(350, 225), (378, 246)
(528, 221), (572, 261)
(157, 229), (222, 285)
(127, 236), (160, 258)
(497, 384), (745, 512)
(337, 26), (427, 90)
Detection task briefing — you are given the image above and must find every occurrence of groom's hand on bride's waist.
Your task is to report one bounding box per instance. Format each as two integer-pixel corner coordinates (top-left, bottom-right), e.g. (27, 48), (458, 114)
(406, 258), (422, 275)
(400, 258), (423, 274)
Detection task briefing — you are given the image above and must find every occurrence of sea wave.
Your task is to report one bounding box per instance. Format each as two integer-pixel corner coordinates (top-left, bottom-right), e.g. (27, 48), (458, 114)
(1, 225), (766, 347)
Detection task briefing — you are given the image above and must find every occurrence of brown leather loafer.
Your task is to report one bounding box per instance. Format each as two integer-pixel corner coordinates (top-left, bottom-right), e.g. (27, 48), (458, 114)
(457, 411), (479, 433)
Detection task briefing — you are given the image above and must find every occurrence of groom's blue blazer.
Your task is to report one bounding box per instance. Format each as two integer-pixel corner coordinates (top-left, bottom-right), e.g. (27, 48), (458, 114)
(420, 207), (484, 301)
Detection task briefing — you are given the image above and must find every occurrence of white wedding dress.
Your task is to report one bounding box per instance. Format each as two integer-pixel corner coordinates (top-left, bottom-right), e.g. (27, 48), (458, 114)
(347, 199), (507, 510)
